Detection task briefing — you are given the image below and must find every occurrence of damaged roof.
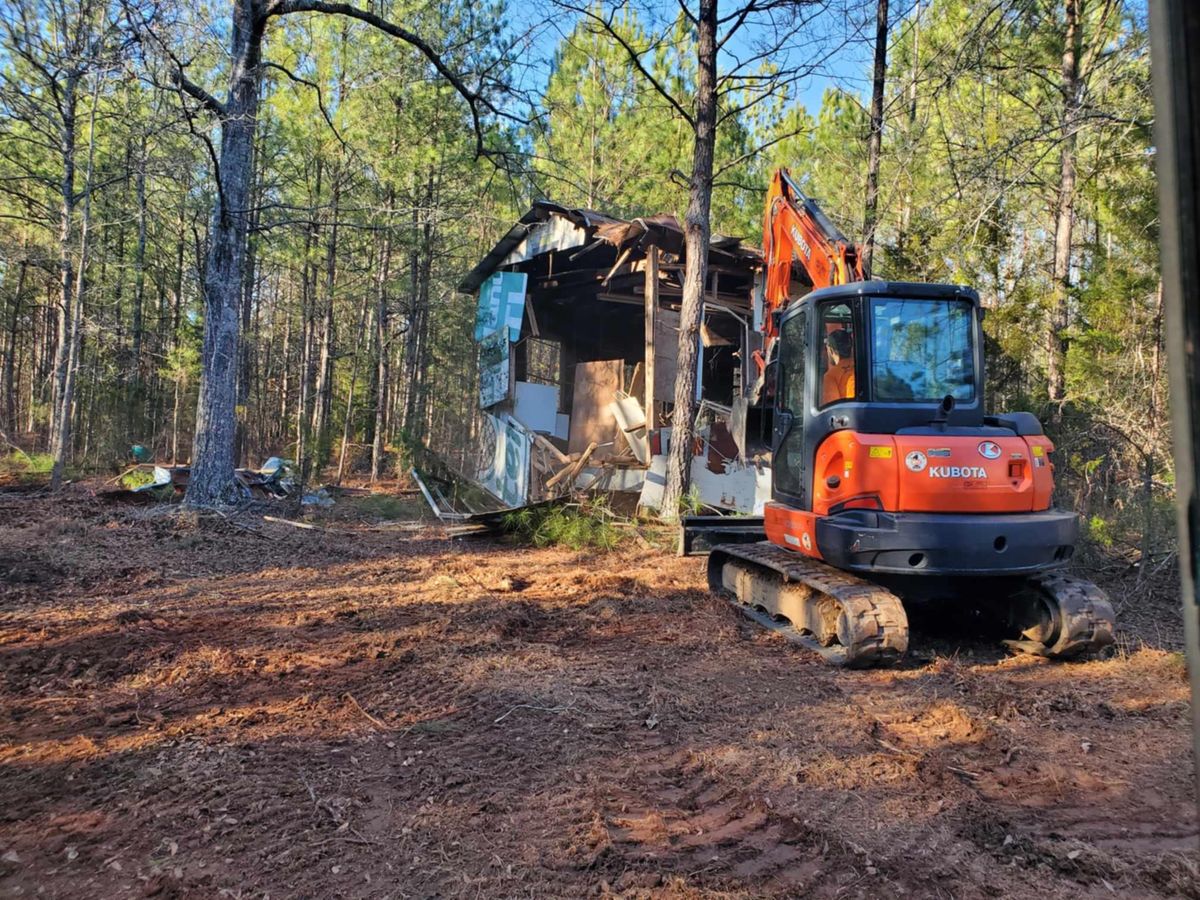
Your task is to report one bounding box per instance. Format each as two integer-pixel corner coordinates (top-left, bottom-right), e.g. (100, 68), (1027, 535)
(458, 199), (761, 294)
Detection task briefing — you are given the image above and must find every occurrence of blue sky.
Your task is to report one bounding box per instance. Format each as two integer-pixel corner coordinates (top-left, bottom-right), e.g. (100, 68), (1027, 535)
(509, 0), (886, 121)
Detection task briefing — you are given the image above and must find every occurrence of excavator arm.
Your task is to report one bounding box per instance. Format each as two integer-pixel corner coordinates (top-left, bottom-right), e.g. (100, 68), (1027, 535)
(762, 168), (867, 337)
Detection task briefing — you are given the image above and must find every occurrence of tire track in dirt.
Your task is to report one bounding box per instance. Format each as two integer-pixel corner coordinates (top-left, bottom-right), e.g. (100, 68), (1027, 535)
(597, 746), (826, 892)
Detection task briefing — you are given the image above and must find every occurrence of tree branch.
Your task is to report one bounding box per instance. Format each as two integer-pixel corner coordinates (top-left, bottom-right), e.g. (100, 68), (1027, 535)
(558, 2), (695, 128)
(172, 70), (227, 117)
(275, 0), (495, 156)
(262, 61), (347, 149)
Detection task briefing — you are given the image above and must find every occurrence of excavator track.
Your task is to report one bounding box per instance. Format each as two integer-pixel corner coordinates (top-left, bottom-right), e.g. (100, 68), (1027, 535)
(708, 542), (909, 668)
(1005, 572), (1116, 659)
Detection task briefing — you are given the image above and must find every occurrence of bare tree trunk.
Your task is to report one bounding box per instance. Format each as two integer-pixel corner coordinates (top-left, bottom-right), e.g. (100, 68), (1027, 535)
(400, 174), (425, 435)
(897, 0), (920, 271)
(279, 308), (291, 439)
(49, 71), (79, 461)
(660, 0), (718, 522)
(172, 377), (182, 464)
(336, 285), (372, 483)
(1140, 278), (1165, 573)
(862, 0), (889, 274)
(371, 193), (393, 481)
(236, 123), (263, 467)
(51, 69), (101, 490)
(131, 133), (148, 403)
(409, 177), (436, 435)
(296, 168), (320, 476)
(184, 0), (266, 506)
(1047, 0), (1080, 410)
(311, 174), (340, 469)
(3, 253), (27, 433)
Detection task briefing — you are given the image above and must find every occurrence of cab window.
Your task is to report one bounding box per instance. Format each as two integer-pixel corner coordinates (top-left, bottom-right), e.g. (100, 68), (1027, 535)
(868, 298), (975, 402)
(819, 302), (857, 408)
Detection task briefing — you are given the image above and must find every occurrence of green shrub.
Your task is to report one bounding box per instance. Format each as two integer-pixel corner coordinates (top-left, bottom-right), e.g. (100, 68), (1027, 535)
(1083, 514), (1115, 548)
(501, 498), (625, 551)
(0, 450), (55, 482)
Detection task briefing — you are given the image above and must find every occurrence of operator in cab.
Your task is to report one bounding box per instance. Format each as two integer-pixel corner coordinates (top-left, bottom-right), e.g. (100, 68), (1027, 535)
(822, 329), (855, 405)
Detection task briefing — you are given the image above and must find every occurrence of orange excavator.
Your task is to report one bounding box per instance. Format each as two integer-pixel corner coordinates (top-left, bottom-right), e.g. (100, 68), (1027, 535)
(704, 168), (1115, 666)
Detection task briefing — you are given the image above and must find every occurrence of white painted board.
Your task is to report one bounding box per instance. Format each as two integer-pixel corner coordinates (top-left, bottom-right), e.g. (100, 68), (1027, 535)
(513, 381), (559, 433)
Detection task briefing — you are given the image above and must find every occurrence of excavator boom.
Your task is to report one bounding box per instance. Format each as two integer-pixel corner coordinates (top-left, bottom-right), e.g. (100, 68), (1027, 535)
(762, 168), (866, 336)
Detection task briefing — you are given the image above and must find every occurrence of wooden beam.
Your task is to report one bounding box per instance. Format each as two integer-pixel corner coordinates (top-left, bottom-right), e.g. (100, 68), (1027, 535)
(532, 432), (569, 465)
(644, 245), (659, 430)
(546, 441), (597, 489)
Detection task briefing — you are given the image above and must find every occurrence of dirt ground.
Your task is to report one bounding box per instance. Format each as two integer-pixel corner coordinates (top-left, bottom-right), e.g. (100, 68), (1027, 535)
(0, 484), (1197, 899)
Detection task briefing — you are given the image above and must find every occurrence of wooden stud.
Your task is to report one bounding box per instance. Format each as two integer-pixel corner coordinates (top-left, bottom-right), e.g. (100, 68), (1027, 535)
(644, 244), (659, 430)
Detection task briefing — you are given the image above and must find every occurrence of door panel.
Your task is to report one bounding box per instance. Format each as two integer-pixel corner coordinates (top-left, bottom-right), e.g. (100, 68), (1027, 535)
(773, 311), (807, 505)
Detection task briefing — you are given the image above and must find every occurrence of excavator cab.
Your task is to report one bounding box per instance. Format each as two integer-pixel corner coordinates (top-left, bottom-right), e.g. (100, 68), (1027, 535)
(772, 281), (983, 512)
(765, 280), (1086, 580)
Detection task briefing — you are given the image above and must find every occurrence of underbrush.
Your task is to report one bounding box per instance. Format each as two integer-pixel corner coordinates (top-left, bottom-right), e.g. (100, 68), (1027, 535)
(501, 498), (626, 551)
(330, 491), (429, 522)
(0, 449), (55, 484)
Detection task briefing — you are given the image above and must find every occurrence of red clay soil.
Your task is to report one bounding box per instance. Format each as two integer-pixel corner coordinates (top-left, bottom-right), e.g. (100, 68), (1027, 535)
(0, 485), (1197, 898)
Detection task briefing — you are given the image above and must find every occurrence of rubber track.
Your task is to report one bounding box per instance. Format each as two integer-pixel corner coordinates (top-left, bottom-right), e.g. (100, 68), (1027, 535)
(708, 542), (909, 668)
(1021, 572), (1117, 659)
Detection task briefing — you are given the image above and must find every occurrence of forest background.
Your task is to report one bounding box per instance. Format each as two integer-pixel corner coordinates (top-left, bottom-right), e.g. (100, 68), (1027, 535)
(0, 0), (1164, 574)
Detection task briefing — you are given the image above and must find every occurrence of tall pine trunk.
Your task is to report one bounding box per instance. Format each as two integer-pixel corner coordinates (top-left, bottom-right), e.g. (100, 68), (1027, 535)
(131, 133), (148, 410)
(184, 0), (266, 506)
(235, 126), (263, 467)
(897, 0), (920, 271)
(660, 0), (718, 521)
(50, 70), (101, 490)
(3, 253), (27, 433)
(862, 0), (889, 274)
(49, 72), (78, 463)
(1047, 0), (1080, 410)
(371, 190), (393, 481)
(310, 174), (340, 469)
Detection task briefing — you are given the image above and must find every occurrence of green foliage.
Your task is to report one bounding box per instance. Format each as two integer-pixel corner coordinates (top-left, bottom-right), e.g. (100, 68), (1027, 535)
(119, 468), (159, 490)
(1084, 515), (1115, 549)
(531, 11), (762, 237)
(502, 499), (625, 551)
(0, 450), (60, 485)
(1, 450), (52, 475)
(678, 486), (705, 517)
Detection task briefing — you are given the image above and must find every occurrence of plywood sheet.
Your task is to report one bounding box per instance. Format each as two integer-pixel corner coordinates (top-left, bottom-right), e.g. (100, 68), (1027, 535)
(654, 308), (681, 405)
(568, 360), (622, 459)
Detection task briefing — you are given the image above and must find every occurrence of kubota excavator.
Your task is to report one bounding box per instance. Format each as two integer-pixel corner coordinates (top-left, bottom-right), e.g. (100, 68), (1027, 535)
(704, 168), (1116, 666)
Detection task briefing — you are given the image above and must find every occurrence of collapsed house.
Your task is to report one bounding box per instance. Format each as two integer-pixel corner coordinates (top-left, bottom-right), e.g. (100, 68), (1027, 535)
(418, 200), (772, 518)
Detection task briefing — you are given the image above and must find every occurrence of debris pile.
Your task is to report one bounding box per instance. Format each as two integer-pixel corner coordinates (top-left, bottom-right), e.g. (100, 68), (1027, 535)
(107, 457), (308, 503)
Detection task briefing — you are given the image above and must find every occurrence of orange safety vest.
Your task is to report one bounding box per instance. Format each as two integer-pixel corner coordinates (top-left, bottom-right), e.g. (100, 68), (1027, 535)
(821, 358), (856, 406)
